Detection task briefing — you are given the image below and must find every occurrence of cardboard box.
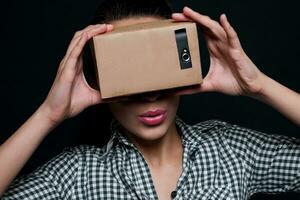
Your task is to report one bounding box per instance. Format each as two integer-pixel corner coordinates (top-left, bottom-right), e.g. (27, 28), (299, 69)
(90, 19), (202, 100)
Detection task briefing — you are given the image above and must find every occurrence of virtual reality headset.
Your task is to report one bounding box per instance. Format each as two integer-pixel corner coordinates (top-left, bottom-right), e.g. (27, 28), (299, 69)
(90, 19), (203, 101)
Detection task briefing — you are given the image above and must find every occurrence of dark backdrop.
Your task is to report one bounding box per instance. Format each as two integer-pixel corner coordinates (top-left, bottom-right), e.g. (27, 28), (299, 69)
(1, 0), (299, 199)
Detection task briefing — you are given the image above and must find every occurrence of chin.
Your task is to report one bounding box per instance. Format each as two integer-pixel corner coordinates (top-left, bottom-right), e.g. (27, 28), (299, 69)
(135, 123), (170, 141)
(109, 93), (180, 142)
(127, 113), (175, 141)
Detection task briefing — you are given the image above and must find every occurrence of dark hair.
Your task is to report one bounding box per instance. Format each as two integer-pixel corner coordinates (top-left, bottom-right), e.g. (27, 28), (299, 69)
(81, 0), (173, 146)
(91, 0), (172, 24)
(85, 0), (173, 90)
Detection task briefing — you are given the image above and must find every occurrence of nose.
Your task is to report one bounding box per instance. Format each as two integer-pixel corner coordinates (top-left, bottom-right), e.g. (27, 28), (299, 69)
(130, 91), (163, 102)
(141, 92), (162, 102)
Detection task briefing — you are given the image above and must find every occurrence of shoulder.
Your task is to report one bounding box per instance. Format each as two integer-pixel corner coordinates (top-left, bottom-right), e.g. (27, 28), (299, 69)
(64, 144), (107, 155)
(190, 119), (300, 156)
(177, 118), (230, 146)
(61, 144), (108, 161)
(190, 118), (274, 140)
(184, 118), (293, 146)
(31, 144), (107, 174)
(192, 119), (228, 131)
(186, 119), (229, 140)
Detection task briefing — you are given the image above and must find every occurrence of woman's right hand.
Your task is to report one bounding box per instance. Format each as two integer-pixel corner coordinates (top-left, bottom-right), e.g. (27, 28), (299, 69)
(0, 25), (116, 195)
(40, 24), (114, 126)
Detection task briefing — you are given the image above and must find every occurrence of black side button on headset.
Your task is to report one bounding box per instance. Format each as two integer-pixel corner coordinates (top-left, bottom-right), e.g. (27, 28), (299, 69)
(171, 190), (177, 199)
(175, 28), (192, 70)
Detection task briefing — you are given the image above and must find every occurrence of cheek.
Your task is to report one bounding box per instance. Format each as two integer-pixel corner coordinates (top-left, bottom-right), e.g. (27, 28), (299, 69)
(169, 96), (180, 112)
(111, 96), (179, 117)
(109, 103), (135, 121)
(108, 96), (180, 137)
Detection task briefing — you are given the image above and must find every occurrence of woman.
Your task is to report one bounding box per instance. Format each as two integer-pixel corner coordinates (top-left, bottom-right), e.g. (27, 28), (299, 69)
(1, 0), (300, 199)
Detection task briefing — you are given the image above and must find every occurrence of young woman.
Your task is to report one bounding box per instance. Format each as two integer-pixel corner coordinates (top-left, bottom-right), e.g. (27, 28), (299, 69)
(1, 0), (300, 199)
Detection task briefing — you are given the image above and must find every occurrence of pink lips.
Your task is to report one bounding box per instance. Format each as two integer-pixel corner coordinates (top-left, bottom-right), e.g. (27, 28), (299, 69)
(138, 109), (167, 126)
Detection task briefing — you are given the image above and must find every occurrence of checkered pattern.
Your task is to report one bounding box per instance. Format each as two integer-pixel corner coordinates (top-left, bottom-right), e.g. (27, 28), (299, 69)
(2, 116), (300, 199)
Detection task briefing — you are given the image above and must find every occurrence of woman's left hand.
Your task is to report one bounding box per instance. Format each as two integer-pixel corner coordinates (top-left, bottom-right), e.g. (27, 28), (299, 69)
(172, 7), (266, 97)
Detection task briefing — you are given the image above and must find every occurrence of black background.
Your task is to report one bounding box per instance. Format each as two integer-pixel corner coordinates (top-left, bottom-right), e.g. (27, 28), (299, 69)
(1, 0), (299, 199)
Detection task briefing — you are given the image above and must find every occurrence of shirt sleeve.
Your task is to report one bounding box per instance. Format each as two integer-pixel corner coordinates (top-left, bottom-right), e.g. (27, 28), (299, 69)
(223, 123), (300, 195)
(2, 147), (79, 200)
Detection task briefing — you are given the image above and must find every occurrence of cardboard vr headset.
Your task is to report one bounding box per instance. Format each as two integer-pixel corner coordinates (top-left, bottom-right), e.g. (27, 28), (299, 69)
(90, 19), (202, 101)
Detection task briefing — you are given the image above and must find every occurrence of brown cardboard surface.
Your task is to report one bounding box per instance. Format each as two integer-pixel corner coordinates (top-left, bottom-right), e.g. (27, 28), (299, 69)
(91, 19), (202, 99)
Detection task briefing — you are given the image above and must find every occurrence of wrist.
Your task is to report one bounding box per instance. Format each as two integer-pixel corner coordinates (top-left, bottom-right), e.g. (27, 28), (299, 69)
(248, 73), (273, 102)
(36, 103), (64, 129)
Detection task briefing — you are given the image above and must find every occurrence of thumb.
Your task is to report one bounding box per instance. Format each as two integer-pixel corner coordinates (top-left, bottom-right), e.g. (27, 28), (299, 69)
(81, 72), (102, 105)
(173, 78), (213, 96)
(90, 90), (102, 106)
(197, 77), (214, 93)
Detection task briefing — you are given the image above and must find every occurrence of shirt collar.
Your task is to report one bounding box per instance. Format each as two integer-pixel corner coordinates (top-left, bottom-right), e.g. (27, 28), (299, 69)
(109, 118), (135, 148)
(109, 115), (202, 151)
(175, 116), (202, 153)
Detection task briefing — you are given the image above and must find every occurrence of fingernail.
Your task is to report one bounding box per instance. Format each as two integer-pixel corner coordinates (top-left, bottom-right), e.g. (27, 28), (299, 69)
(107, 24), (113, 29)
(223, 14), (227, 19)
(96, 24), (106, 28)
(184, 6), (192, 12)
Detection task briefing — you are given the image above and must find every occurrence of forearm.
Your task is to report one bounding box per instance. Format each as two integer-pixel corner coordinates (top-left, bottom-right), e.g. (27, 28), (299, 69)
(254, 74), (300, 126)
(0, 22), (107, 198)
(0, 104), (57, 195)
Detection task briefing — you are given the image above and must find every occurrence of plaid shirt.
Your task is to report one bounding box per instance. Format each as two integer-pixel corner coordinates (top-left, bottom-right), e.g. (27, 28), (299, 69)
(2, 117), (300, 200)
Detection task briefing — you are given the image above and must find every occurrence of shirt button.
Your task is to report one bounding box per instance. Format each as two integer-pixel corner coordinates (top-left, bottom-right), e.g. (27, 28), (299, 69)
(171, 191), (177, 199)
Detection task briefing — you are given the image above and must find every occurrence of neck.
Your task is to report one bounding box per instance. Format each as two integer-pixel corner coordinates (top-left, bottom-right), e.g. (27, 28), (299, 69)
(126, 121), (183, 167)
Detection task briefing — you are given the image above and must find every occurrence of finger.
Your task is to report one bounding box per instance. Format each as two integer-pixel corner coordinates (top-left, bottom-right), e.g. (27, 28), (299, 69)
(69, 32), (88, 66)
(64, 25), (99, 58)
(57, 24), (107, 75)
(73, 25), (94, 39)
(60, 24), (114, 74)
(90, 91), (102, 105)
(74, 23), (113, 38)
(76, 24), (114, 74)
(173, 79), (214, 96)
(80, 72), (102, 105)
(76, 56), (83, 74)
(60, 32), (89, 82)
(182, 7), (217, 29)
(173, 86), (199, 96)
(106, 24), (114, 32)
(182, 6), (226, 39)
(172, 13), (193, 22)
(75, 24), (114, 70)
(220, 14), (242, 49)
(65, 24), (111, 58)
